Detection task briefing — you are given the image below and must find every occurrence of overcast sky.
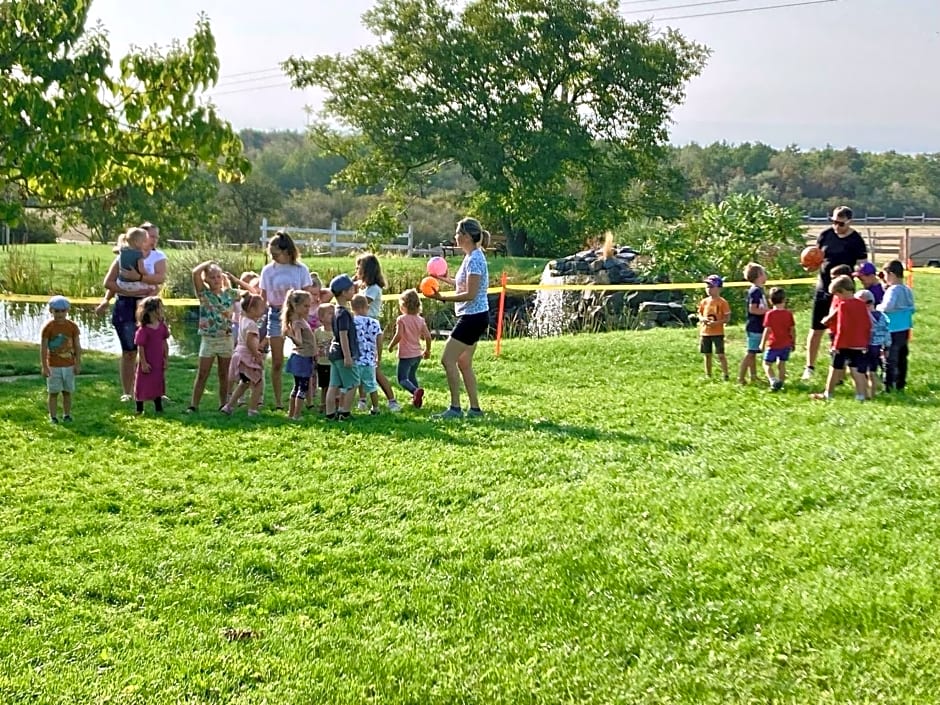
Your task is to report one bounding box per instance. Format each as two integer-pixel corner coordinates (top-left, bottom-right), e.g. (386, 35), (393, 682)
(89, 0), (940, 152)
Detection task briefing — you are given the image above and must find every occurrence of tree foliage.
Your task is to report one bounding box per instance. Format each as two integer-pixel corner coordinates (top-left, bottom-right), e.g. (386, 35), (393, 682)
(0, 0), (247, 224)
(284, 0), (707, 256)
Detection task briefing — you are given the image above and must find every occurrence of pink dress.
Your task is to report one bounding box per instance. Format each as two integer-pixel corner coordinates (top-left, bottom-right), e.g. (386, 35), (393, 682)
(134, 322), (169, 401)
(228, 318), (265, 385)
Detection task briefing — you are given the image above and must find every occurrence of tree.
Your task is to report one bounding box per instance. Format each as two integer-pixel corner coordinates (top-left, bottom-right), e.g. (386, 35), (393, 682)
(284, 0), (707, 256)
(0, 0), (247, 224)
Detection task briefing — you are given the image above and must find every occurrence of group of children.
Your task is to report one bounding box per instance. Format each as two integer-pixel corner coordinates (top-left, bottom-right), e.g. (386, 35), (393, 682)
(697, 259), (916, 400)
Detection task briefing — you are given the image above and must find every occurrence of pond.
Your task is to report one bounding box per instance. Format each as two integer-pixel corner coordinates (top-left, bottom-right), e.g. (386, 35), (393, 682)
(0, 300), (203, 356)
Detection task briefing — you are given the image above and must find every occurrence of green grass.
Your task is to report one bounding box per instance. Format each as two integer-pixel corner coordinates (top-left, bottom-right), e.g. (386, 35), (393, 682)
(1, 275), (939, 703)
(0, 243), (547, 298)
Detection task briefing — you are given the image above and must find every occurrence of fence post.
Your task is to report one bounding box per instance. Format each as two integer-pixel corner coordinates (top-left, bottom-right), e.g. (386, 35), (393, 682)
(406, 224), (414, 257)
(903, 227), (910, 264)
(330, 220), (338, 254)
(494, 271), (508, 357)
(260, 217), (268, 248)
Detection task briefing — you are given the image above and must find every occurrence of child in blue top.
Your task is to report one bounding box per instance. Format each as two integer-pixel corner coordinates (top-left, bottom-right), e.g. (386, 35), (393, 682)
(855, 289), (890, 398)
(876, 259), (915, 392)
(738, 262), (768, 385)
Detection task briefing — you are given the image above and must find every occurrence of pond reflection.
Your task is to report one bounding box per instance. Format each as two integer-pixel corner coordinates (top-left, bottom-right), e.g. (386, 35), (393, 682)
(0, 300), (202, 356)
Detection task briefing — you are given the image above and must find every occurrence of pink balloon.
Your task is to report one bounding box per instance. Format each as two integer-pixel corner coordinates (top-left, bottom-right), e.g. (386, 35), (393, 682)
(426, 256), (448, 277)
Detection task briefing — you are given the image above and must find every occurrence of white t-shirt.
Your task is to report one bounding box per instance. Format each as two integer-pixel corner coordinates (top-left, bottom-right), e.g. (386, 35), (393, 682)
(260, 262), (313, 307)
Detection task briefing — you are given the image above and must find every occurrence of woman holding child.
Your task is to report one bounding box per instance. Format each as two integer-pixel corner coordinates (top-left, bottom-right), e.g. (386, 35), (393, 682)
(100, 222), (167, 401)
(427, 217), (490, 419)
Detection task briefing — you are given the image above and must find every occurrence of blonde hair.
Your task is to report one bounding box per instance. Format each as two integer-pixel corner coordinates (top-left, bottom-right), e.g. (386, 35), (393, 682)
(829, 274), (855, 295)
(240, 292), (265, 318)
(399, 288), (421, 315)
(743, 262), (765, 283)
(280, 289), (313, 332)
(317, 303), (334, 324)
(350, 293), (369, 313)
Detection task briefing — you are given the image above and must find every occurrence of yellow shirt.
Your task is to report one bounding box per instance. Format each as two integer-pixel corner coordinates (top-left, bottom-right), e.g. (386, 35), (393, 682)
(698, 295), (731, 336)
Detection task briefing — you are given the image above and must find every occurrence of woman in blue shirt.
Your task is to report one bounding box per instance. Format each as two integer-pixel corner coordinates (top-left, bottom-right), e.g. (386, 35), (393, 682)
(428, 217), (490, 419)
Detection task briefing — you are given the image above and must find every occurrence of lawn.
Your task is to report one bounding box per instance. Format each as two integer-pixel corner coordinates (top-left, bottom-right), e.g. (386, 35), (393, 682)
(1, 274), (939, 703)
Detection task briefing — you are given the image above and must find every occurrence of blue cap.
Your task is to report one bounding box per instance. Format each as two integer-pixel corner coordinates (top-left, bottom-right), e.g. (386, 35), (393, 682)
(48, 295), (70, 311)
(704, 274), (723, 288)
(329, 273), (355, 296)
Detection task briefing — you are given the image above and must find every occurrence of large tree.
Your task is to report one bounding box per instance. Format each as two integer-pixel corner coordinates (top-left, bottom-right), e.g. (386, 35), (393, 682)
(0, 0), (247, 224)
(284, 0), (707, 256)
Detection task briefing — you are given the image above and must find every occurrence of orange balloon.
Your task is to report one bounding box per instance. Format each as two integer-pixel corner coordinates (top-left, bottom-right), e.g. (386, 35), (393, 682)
(419, 276), (440, 297)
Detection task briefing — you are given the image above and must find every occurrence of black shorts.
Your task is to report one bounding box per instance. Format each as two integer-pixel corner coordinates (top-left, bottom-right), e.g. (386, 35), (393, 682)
(811, 291), (832, 331)
(831, 348), (867, 372)
(451, 311), (489, 346)
(700, 335), (725, 355)
(316, 363), (331, 389)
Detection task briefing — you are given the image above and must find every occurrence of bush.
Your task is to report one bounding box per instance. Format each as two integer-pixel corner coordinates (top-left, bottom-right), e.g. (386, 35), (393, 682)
(9, 214), (58, 244)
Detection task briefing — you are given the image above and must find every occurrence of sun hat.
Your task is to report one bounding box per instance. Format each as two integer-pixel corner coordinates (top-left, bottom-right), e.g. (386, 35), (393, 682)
(48, 295), (70, 311)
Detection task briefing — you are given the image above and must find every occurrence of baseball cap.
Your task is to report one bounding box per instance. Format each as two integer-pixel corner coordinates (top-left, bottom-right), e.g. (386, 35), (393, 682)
(48, 295), (70, 311)
(854, 289), (874, 304)
(853, 261), (877, 277)
(703, 274), (723, 288)
(329, 273), (355, 296)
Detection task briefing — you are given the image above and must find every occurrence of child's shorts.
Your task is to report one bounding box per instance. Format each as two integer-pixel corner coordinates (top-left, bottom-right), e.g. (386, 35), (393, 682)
(46, 366), (75, 394)
(746, 332), (763, 354)
(699, 335), (725, 355)
(329, 359), (360, 392)
(316, 363), (331, 389)
(864, 345), (883, 372)
(356, 364), (379, 393)
(199, 335), (233, 358)
(831, 348), (868, 373)
(763, 347), (791, 363)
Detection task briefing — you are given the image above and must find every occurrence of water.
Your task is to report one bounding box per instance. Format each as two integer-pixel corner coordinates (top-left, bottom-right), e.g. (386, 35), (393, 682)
(528, 264), (592, 337)
(0, 300), (201, 356)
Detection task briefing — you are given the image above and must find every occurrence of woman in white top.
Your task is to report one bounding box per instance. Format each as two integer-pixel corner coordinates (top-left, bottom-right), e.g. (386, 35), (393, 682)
(259, 231), (314, 410)
(428, 217), (490, 419)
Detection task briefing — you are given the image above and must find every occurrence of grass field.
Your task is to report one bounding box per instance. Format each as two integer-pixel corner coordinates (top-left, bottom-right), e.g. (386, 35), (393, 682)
(1, 274), (939, 703)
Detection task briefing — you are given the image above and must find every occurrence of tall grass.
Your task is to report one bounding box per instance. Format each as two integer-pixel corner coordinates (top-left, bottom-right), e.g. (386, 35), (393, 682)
(0, 245), (107, 297)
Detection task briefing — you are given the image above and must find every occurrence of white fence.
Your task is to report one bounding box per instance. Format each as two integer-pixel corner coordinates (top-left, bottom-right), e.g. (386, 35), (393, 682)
(803, 214), (940, 224)
(259, 218), (417, 256)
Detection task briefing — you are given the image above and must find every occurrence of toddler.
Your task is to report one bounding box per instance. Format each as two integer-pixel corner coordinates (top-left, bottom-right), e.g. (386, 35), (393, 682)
(759, 287), (795, 391)
(222, 293), (266, 416)
(325, 274), (360, 420)
(810, 275), (870, 401)
(855, 289), (890, 399)
(134, 296), (170, 414)
(40, 295), (81, 423)
(313, 304), (334, 413)
(282, 289), (316, 421)
(355, 253), (401, 412)
(877, 259), (915, 392)
(352, 293), (385, 414)
(738, 263), (769, 385)
(696, 274), (730, 380)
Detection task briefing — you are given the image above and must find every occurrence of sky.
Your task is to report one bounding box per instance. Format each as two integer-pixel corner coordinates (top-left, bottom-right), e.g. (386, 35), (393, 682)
(88, 0), (940, 152)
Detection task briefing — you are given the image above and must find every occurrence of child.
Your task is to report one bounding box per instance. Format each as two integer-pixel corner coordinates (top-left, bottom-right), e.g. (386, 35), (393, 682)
(40, 295), (81, 423)
(387, 288), (433, 407)
(759, 287), (795, 391)
(877, 259), (915, 392)
(855, 289), (890, 399)
(810, 275), (871, 401)
(231, 270), (260, 343)
(738, 263), (768, 385)
(354, 253), (401, 412)
(351, 293), (385, 414)
(282, 289), (317, 421)
(325, 274), (360, 421)
(853, 261), (885, 305)
(222, 293), (266, 416)
(696, 275), (731, 380)
(94, 227), (150, 313)
(134, 296), (170, 415)
(186, 262), (253, 413)
(306, 273), (323, 405)
(313, 303), (334, 413)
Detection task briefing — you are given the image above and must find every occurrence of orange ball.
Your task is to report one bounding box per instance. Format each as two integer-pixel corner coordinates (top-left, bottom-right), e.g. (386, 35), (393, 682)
(800, 245), (824, 270)
(419, 276), (440, 297)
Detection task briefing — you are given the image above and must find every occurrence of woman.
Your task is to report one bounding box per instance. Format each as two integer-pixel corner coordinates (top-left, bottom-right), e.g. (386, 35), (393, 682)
(101, 223), (167, 401)
(259, 231), (314, 410)
(802, 205), (867, 380)
(428, 217), (490, 419)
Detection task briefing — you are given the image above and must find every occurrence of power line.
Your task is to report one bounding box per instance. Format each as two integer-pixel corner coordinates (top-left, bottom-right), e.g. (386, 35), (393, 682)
(623, 0), (741, 15)
(649, 0), (838, 22)
(217, 66), (282, 80)
(215, 71), (285, 88)
(209, 81), (293, 97)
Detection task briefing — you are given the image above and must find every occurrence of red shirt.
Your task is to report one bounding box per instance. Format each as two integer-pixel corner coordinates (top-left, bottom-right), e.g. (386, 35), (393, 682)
(762, 308), (795, 349)
(832, 297), (871, 349)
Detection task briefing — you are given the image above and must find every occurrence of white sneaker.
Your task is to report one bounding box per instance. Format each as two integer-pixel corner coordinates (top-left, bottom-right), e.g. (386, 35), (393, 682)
(357, 398), (367, 411)
(388, 399), (402, 413)
(800, 367), (814, 381)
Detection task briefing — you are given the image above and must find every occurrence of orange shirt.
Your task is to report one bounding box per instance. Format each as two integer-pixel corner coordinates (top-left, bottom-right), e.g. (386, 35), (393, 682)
(698, 295), (731, 336)
(41, 319), (80, 367)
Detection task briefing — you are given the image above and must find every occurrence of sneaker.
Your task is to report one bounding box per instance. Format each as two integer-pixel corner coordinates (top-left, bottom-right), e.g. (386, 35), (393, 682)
(809, 392), (830, 401)
(357, 398), (368, 411)
(467, 407), (485, 418)
(120, 394), (132, 403)
(247, 409), (259, 417)
(49, 416), (59, 424)
(432, 407), (463, 420)
(63, 415), (73, 422)
(771, 379), (784, 392)
(220, 405), (233, 416)
(185, 406), (197, 414)
(388, 399), (402, 413)
(855, 394), (867, 402)
(337, 411), (352, 421)
(412, 388), (425, 408)
(801, 366), (814, 381)
(161, 395), (172, 404)
(370, 407), (380, 415)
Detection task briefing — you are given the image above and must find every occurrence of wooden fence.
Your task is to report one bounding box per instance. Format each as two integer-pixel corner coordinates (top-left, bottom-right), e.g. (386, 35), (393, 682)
(803, 226), (940, 266)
